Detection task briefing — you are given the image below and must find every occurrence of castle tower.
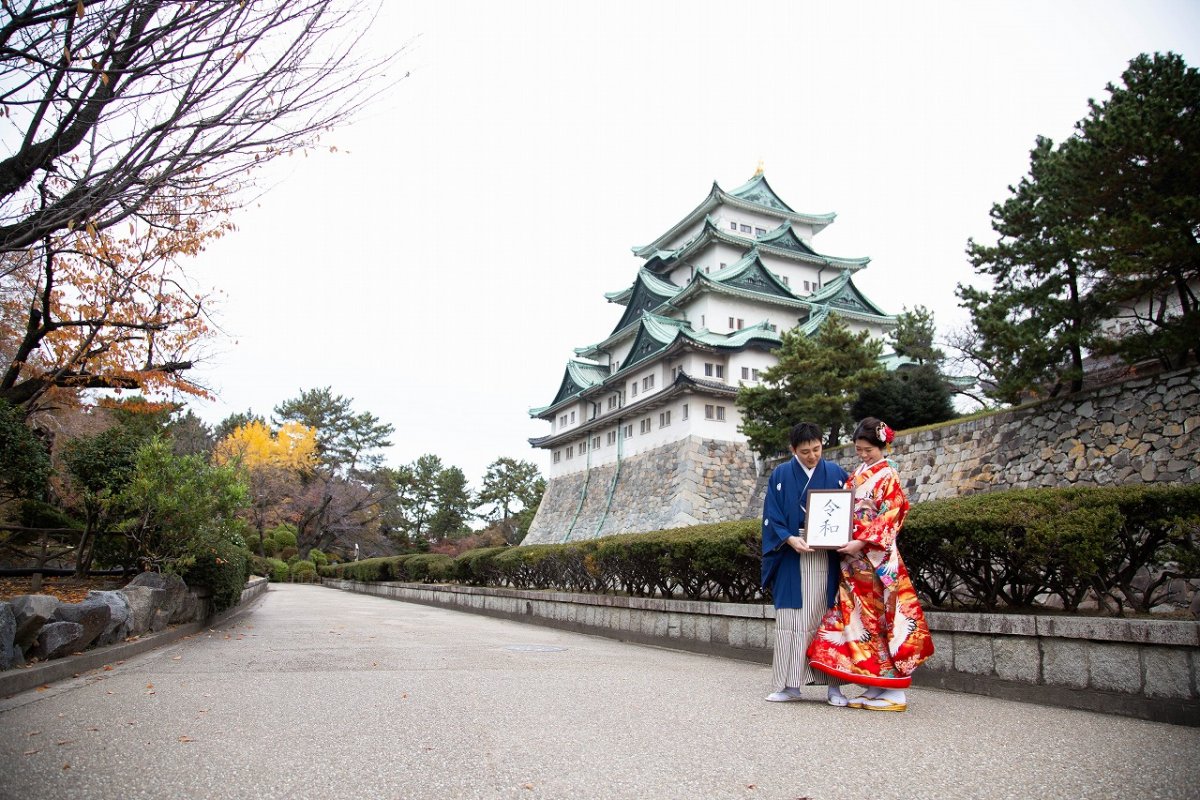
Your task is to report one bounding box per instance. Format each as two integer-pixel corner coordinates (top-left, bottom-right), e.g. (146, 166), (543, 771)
(524, 172), (896, 544)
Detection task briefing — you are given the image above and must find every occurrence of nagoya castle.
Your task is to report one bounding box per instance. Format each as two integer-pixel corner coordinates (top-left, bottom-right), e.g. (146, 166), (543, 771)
(524, 168), (896, 544)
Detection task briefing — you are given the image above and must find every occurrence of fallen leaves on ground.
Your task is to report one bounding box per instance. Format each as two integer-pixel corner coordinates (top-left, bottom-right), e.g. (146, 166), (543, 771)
(0, 577), (123, 603)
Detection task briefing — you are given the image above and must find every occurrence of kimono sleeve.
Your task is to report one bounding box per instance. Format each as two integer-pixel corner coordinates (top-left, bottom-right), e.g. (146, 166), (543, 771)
(857, 468), (910, 551)
(761, 468), (792, 554)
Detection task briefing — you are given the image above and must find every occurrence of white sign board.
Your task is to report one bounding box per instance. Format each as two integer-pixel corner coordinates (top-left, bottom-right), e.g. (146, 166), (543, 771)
(804, 489), (854, 549)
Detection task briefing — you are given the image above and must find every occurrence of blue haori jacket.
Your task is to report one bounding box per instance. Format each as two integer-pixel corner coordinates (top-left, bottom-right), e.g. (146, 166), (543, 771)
(760, 457), (849, 610)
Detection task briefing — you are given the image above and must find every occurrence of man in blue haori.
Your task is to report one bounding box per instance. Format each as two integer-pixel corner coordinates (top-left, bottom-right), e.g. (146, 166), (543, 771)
(760, 421), (850, 705)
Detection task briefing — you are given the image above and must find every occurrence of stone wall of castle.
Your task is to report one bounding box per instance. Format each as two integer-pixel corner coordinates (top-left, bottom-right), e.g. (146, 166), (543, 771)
(814, 365), (1200, 504)
(742, 364), (1200, 515)
(522, 437), (760, 544)
(526, 366), (1200, 545)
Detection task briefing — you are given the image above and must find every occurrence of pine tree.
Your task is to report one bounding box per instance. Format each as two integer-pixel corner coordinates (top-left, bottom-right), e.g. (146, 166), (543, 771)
(736, 314), (884, 453)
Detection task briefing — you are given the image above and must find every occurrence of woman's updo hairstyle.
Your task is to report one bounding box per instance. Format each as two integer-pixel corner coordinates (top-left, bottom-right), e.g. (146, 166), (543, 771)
(853, 416), (895, 448)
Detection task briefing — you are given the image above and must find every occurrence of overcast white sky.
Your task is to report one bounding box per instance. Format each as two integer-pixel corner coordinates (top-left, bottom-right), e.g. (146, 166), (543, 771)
(182, 0), (1200, 491)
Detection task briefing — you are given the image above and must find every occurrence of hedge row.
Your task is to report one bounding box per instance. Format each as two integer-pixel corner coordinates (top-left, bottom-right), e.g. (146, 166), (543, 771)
(319, 521), (762, 602)
(317, 485), (1200, 612)
(319, 553), (457, 584)
(903, 484), (1200, 613)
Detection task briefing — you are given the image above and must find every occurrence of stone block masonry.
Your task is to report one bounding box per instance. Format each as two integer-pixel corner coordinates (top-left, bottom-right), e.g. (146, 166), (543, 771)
(524, 437), (759, 544)
(820, 365), (1200, 504)
(324, 579), (1200, 726)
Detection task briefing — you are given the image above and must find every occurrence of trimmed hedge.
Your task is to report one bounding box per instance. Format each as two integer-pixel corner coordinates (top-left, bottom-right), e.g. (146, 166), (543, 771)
(290, 560), (317, 583)
(319, 553), (456, 583)
(316, 485), (1199, 613)
(903, 484), (1200, 612)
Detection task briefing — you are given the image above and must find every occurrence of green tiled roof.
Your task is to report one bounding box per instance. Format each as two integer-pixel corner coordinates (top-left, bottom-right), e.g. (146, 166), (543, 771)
(805, 269), (893, 320)
(543, 359), (611, 408)
(727, 173), (796, 213)
(756, 220), (816, 255)
(669, 250), (809, 310)
(532, 313), (781, 418)
(604, 269), (680, 307)
(631, 174), (837, 258)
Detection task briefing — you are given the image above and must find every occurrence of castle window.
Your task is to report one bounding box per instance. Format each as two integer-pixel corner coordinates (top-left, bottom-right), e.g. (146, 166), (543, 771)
(640, 418), (651, 434)
(780, 275), (789, 286)
(567, 446), (574, 459)
(739, 224), (751, 233)
(729, 221), (737, 231)
(804, 280), (811, 292)
(623, 424), (633, 438)
(643, 375), (654, 391)
(579, 440), (587, 454)
(705, 405), (727, 421)
(682, 403), (689, 421)
(592, 436), (601, 450)
(755, 227), (766, 236)
(741, 367), (750, 379)
(553, 451), (561, 463)
(719, 262), (727, 269)
(570, 410), (576, 423)
(607, 430), (616, 446)
(631, 383), (638, 397)
(704, 363), (725, 379)
(660, 410), (671, 428)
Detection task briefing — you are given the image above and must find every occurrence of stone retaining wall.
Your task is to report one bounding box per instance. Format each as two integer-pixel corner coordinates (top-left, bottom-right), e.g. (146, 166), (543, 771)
(323, 579), (1200, 726)
(524, 437), (759, 544)
(815, 365), (1200, 505)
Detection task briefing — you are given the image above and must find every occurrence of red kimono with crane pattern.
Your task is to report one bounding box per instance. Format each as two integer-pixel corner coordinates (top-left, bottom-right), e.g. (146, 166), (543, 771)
(807, 458), (934, 687)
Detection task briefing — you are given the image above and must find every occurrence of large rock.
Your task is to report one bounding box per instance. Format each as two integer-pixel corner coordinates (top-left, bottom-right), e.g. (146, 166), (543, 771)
(125, 572), (189, 623)
(32, 621), (85, 661)
(11, 594), (61, 650)
(0, 602), (16, 670)
(51, 596), (112, 652)
(119, 586), (167, 637)
(85, 590), (131, 646)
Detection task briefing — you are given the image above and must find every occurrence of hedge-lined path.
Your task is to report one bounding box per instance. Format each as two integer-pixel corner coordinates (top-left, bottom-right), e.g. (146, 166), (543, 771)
(1, 583), (1197, 800)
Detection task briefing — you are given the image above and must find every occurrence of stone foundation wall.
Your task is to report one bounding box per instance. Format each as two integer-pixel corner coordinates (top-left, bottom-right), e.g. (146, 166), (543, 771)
(524, 437), (759, 544)
(323, 579), (1200, 726)
(757, 365), (1200, 508)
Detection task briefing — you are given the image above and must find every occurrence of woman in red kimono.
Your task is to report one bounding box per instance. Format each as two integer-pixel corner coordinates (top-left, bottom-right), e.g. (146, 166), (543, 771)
(807, 417), (934, 712)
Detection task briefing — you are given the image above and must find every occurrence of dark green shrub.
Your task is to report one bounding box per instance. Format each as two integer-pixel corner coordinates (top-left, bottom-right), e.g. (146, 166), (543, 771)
(308, 549), (328, 568)
(268, 558), (290, 583)
(903, 484), (1200, 611)
(279, 546), (298, 561)
(455, 546), (509, 585)
(290, 560), (317, 583)
(402, 553), (455, 583)
(261, 537), (279, 557)
(181, 538), (250, 614)
(267, 524), (298, 549)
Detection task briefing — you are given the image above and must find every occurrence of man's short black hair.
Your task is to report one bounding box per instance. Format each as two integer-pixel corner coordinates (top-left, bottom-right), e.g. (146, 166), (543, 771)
(789, 422), (823, 449)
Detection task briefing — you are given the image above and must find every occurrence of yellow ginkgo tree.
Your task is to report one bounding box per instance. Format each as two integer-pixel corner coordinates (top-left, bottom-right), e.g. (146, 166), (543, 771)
(213, 420), (318, 552)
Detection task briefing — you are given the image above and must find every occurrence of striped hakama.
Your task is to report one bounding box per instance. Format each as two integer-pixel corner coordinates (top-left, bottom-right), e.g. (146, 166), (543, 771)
(771, 548), (833, 691)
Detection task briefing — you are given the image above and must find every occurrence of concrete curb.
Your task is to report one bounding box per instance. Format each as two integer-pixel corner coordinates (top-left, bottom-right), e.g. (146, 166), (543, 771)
(0, 577), (269, 698)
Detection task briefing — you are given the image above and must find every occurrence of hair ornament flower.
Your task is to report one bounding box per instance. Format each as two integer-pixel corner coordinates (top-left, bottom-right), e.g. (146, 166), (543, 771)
(876, 421), (895, 444)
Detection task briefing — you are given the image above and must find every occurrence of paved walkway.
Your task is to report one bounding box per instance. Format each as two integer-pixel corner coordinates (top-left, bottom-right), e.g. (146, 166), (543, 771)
(1, 583), (1197, 800)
